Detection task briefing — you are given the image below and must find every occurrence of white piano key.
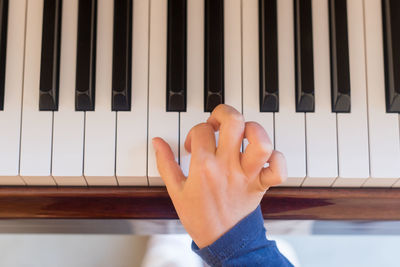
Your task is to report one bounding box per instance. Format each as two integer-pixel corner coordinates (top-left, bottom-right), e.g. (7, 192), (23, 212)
(224, 0), (242, 111)
(332, 0), (369, 187)
(180, 0), (243, 177)
(362, 0), (400, 187)
(116, 0), (149, 186)
(302, 0), (338, 187)
(148, 0), (179, 185)
(392, 175), (400, 188)
(20, 0), (55, 185)
(274, 0), (306, 186)
(84, 0), (117, 186)
(180, 0), (208, 177)
(0, 0), (26, 185)
(242, 0), (274, 150)
(51, 0), (86, 186)
(222, 0), (242, 151)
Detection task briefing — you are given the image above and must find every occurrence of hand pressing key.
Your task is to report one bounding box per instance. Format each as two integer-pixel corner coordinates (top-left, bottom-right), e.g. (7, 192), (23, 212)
(152, 104), (287, 249)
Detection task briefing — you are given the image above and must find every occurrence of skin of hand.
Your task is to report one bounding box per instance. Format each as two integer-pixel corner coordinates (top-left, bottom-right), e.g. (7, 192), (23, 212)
(152, 104), (287, 249)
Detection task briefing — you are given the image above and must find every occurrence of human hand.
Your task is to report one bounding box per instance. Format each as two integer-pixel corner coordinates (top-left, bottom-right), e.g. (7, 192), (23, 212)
(152, 104), (287, 249)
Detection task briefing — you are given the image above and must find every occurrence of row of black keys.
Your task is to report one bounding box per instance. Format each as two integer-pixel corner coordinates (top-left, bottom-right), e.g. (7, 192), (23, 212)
(0, 0), (399, 113)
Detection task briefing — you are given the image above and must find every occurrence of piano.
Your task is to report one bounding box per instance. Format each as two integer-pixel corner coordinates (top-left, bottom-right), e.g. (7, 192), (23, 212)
(0, 0), (399, 220)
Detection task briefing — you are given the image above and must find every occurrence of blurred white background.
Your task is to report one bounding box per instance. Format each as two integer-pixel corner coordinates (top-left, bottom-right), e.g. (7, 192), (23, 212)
(0, 220), (399, 267)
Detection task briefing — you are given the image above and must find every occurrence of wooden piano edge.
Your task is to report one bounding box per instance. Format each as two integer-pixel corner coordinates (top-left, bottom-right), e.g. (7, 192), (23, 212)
(0, 187), (399, 220)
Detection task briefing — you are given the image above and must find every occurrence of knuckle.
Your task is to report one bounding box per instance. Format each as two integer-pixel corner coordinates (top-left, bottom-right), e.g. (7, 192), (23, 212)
(228, 113), (245, 128)
(275, 150), (287, 162)
(246, 121), (261, 128)
(203, 158), (216, 178)
(215, 103), (226, 110)
(193, 122), (213, 134)
(232, 112), (245, 123)
(212, 103), (226, 115)
(194, 122), (207, 129)
(258, 142), (274, 157)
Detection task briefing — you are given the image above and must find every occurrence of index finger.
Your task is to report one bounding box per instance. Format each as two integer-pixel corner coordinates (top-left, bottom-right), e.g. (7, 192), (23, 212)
(206, 104), (245, 158)
(184, 123), (216, 155)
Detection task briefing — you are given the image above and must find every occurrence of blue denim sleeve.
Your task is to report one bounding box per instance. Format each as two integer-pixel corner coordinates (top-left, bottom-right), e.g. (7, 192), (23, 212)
(191, 205), (294, 267)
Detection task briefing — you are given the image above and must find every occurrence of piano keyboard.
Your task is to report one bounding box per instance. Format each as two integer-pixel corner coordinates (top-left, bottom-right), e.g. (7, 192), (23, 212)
(0, 0), (399, 188)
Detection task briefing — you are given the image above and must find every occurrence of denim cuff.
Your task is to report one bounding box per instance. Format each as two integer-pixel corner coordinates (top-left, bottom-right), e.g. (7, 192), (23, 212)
(191, 205), (268, 266)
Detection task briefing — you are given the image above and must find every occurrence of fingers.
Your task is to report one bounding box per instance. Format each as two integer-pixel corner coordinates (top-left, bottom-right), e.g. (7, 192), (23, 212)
(184, 123), (216, 155)
(258, 151), (287, 190)
(241, 122), (273, 178)
(152, 137), (185, 195)
(206, 104), (245, 158)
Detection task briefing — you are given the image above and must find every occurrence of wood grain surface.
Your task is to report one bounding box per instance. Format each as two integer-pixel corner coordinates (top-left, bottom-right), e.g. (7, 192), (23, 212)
(0, 187), (398, 220)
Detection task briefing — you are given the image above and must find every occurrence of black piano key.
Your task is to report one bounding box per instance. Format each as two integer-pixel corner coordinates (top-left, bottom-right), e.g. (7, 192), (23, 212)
(39, 0), (62, 111)
(259, 0), (278, 112)
(329, 0), (350, 113)
(294, 0), (314, 112)
(0, 0), (8, 111)
(75, 0), (97, 111)
(112, 0), (132, 111)
(167, 0), (187, 112)
(204, 0), (224, 112)
(382, 0), (400, 113)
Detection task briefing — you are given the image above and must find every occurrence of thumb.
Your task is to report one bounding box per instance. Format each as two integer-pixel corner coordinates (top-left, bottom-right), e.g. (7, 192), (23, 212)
(152, 137), (185, 195)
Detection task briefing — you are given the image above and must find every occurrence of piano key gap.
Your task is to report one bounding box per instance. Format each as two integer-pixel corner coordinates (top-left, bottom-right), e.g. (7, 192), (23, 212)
(360, 0), (372, 185)
(50, 110), (58, 186)
(82, 111), (89, 186)
(17, 0), (29, 186)
(300, 113), (307, 187)
(145, 0), (151, 187)
(114, 111), (120, 186)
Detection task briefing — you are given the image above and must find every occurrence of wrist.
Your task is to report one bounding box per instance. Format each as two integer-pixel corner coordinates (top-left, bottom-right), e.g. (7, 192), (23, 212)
(189, 205), (261, 248)
(190, 221), (233, 249)
(191, 205), (267, 265)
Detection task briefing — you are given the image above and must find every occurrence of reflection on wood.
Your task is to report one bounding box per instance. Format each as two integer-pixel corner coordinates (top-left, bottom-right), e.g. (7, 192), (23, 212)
(0, 187), (398, 220)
